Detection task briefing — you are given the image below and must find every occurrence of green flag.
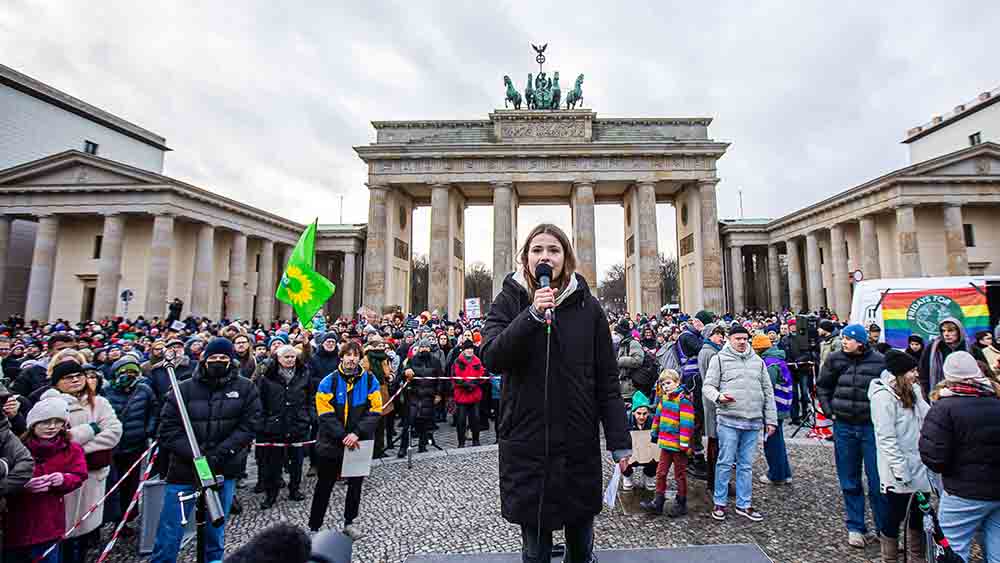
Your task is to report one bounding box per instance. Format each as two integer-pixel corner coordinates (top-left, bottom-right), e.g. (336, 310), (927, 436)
(276, 220), (335, 329)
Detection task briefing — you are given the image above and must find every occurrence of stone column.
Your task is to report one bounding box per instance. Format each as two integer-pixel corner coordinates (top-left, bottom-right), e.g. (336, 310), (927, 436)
(363, 185), (388, 312)
(896, 205), (923, 277)
(191, 223), (215, 317)
(24, 215), (60, 322)
(342, 252), (356, 318)
(492, 182), (514, 296)
(858, 215), (881, 280)
(943, 204), (969, 276)
(805, 231), (824, 311)
(144, 214), (174, 319)
(0, 216), (10, 310)
(228, 231), (247, 319)
(730, 245), (745, 313)
(829, 224), (850, 319)
(571, 180), (597, 289)
(699, 179), (724, 312)
(767, 244), (782, 311)
(428, 183), (451, 315)
(93, 213), (126, 320)
(277, 245), (292, 320)
(786, 239), (804, 312)
(636, 182), (661, 314)
(256, 239), (275, 323)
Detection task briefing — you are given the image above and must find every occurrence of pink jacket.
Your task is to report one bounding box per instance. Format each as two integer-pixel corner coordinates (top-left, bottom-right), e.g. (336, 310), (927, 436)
(4, 435), (88, 548)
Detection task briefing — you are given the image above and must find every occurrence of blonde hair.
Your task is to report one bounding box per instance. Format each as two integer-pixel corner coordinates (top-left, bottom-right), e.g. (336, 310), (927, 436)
(656, 369), (681, 395)
(47, 349), (86, 377)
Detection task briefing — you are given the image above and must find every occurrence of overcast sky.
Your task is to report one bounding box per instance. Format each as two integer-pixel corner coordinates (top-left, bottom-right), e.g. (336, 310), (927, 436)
(2, 2), (997, 280)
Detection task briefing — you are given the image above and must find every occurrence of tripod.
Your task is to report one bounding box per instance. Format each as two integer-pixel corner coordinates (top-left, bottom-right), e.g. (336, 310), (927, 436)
(788, 361), (817, 439)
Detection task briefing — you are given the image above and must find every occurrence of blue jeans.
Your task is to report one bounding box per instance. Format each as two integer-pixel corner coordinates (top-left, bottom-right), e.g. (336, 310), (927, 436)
(938, 492), (1000, 563)
(150, 480), (236, 563)
(832, 421), (888, 534)
(714, 424), (759, 509)
(764, 421), (793, 482)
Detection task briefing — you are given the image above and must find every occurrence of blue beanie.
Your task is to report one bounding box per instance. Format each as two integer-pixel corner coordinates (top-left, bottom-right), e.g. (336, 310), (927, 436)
(203, 337), (235, 359)
(841, 324), (868, 344)
(268, 334), (289, 348)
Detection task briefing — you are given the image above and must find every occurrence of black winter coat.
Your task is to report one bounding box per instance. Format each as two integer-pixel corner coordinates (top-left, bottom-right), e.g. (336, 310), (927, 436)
(403, 353), (443, 422)
(817, 346), (885, 425)
(256, 363), (313, 443)
(481, 272), (629, 530)
(104, 380), (160, 453)
(309, 349), (340, 391)
(10, 361), (47, 398)
(919, 394), (1000, 501)
(147, 357), (195, 399)
(158, 363), (260, 485)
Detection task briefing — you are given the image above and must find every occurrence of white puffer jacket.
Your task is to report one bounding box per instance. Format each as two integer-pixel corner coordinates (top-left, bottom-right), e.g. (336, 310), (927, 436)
(868, 371), (931, 494)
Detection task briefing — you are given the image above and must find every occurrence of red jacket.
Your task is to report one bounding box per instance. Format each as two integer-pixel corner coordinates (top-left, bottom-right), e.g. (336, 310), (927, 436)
(4, 435), (88, 548)
(452, 354), (485, 405)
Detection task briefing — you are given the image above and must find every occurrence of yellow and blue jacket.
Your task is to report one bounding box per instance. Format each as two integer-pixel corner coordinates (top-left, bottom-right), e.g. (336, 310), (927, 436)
(315, 366), (383, 458)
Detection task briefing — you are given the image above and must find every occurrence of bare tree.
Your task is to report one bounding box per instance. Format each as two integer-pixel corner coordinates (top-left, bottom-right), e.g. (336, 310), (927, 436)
(598, 263), (627, 313)
(410, 254), (428, 313)
(659, 253), (679, 306)
(464, 261), (494, 314)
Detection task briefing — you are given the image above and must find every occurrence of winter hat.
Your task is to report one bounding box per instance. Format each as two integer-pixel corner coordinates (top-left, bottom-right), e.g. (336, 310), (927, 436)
(615, 318), (632, 337)
(50, 361), (85, 386)
(461, 339), (476, 351)
(26, 390), (70, 429)
(708, 323), (727, 337)
(403, 329), (415, 338)
(111, 357), (141, 375)
(841, 324), (868, 345)
(943, 351), (983, 382)
(319, 332), (339, 345)
(907, 334), (925, 346)
(885, 349), (918, 377)
(751, 334), (772, 351)
(203, 337), (235, 360)
(728, 324), (749, 337)
(417, 337), (434, 350)
(631, 390), (650, 412)
(694, 310), (715, 325)
(267, 335), (289, 349)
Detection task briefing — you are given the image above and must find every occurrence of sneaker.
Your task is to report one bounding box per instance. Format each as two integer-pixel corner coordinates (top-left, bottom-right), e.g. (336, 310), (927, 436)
(342, 524), (364, 541)
(758, 475), (792, 485)
(622, 475), (635, 491)
(644, 475), (657, 492)
(734, 506), (764, 522)
(711, 505), (727, 521)
(848, 531), (866, 548)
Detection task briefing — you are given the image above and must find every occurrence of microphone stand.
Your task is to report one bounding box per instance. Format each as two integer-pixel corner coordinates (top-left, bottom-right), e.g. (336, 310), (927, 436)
(163, 350), (225, 563)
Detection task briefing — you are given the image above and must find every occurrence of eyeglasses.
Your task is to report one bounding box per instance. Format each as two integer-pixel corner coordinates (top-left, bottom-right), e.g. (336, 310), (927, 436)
(36, 419), (65, 428)
(61, 373), (87, 382)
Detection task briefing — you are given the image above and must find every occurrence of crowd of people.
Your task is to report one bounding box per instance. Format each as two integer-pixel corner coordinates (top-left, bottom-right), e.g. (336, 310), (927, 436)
(0, 277), (997, 562)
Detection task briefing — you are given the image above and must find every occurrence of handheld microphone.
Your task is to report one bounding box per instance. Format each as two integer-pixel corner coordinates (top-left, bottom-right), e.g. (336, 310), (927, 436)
(534, 263), (554, 326)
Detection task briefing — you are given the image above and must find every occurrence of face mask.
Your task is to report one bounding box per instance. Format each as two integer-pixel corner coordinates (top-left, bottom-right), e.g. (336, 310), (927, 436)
(419, 351), (431, 359)
(205, 360), (229, 379)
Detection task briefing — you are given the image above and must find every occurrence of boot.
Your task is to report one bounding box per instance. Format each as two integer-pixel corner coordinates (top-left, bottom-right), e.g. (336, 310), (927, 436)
(261, 490), (278, 510)
(666, 496), (688, 518)
(906, 531), (926, 563)
(879, 536), (898, 563)
(472, 439), (480, 447)
(639, 493), (666, 514)
(288, 489), (306, 502)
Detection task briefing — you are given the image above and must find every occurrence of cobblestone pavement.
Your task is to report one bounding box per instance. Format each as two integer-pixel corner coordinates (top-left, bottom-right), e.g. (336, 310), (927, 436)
(98, 421), (984, 563)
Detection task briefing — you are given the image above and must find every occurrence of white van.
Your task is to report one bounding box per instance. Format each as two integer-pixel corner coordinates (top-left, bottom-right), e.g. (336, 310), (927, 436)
(849, 276), (1000, 347)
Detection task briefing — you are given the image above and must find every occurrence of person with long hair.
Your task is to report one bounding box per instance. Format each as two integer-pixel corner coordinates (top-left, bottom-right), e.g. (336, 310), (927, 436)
(481, 223), (629, 563)
(869, 350), (931, 562)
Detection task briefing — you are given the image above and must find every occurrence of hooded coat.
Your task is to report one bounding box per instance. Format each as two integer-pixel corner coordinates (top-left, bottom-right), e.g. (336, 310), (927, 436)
(481, 271), (629, 531)
(867, 371), (930, 494)
(918, 317), (974, 398)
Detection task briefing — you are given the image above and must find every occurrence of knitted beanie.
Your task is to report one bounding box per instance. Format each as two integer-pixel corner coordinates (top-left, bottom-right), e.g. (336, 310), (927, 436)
(885, 349), (918, 376)
(841, 324), (868, 344)
(26, 390), (70, 429)
(751, 334), (772, 351)
(50, 361), (84, 386)
(943, 351), (983, 382)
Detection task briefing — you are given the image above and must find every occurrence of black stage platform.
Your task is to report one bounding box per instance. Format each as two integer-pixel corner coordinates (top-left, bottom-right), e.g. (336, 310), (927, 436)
(405, 543), (773, 562)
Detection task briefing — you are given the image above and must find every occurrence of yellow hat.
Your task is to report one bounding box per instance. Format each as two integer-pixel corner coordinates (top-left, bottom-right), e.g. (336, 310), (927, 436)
(751, 334), (772, 351)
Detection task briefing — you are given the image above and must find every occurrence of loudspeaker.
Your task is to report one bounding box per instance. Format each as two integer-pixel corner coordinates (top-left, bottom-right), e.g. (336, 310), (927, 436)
(405, 543), (773, 563)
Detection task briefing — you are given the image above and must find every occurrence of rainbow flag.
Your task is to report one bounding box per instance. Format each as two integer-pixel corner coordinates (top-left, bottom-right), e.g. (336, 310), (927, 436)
(882, 285), (990, 348)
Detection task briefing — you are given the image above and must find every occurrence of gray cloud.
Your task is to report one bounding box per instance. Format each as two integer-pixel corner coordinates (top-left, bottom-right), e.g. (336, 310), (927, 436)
(2, 1), (997, 282)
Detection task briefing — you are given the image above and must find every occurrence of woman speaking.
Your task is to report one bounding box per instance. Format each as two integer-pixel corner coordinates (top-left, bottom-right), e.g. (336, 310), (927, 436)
(481, 223), (630, 563)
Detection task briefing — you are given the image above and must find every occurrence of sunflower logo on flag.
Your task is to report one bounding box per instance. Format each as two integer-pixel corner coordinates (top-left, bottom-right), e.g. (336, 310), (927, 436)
(275, 220), (336, 328)
(281, 265), (315, 307)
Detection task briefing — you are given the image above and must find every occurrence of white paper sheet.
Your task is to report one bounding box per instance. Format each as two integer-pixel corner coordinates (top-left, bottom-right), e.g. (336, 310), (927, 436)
(603, 464), (622, 509)
(341, 440), (375, 477)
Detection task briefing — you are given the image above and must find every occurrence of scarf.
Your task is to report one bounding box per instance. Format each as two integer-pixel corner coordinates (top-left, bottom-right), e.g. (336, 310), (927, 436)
(937, 376), (997, 398)
(27, 435), (69, 462)
(278, 366), (295, 384)
(366, 350), (388, 382)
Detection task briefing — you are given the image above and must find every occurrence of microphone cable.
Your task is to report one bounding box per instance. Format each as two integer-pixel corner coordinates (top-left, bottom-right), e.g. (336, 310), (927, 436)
(536, 309), (552, 550)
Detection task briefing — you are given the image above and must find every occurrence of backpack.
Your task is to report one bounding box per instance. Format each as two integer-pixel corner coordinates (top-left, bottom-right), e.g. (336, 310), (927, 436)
(621, 339), (658, 395)
(763, 356), (794, 415)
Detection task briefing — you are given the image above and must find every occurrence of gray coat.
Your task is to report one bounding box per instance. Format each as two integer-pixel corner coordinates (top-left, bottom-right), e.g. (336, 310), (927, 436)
(698, 339), (724, 439)
(868, 371), (931, 494)
(703, 343), (778, 427)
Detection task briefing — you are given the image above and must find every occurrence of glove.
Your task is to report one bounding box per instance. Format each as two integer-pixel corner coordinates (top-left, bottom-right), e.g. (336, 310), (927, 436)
(25, 476), (51, 493)
(650, 433), (657, 444)
(89, 422), (102, 435)
(48, 472), (65, 488)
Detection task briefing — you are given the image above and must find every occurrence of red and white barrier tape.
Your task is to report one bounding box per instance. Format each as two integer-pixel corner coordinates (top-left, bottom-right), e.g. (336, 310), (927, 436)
(33, 441), (158, 563)
(253, 440), (317, 448)
(94, 447), (159, 563)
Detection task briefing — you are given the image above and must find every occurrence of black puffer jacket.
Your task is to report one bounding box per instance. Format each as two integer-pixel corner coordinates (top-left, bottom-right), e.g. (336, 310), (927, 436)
(10, 360), (48, 398)
(403, 353), (443, 422)
(919, 394), (1000, 500)
(256, 362), (313, 443)
(817, 346), (885, 425)
(158, 363), (260, 485)
(147, 356), (195, 399)
(481, 272), (629, 531)
(308, 348), (340, 391)
(104, 379), (160, 454)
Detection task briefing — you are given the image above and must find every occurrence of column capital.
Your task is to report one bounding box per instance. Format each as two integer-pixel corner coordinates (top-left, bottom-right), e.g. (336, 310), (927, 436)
(571, 179), (595, 188)
(634, 180), (656, 189)
(365, 182), (390, 192)
(697, 178), (720, 187)
(490, 180), (513, 189)
(100, 211), (125, 218)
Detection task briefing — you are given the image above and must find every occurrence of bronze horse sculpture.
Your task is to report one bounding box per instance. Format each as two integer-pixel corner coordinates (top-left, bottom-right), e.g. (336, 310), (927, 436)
(566, 74), (584, 109)
(504, 75), (522, 110)
(525, 73), (536, 110)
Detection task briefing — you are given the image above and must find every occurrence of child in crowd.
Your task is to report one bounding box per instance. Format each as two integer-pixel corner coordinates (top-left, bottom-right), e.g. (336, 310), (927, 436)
(3, 393), (88, 563)
(622, 391), (657, 491)
(640, 369), (694, 517)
